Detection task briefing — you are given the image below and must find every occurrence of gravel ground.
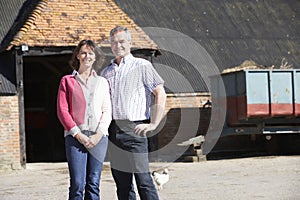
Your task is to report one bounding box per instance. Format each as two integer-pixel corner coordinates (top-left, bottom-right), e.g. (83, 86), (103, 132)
(0, 156), (300, 200)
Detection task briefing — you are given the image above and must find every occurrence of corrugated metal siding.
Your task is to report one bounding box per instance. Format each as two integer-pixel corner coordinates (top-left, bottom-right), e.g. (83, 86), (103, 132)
(0, 0), (21, 94)
(0, 52), (17, 95)
(0, 74), (16, 95)
(0, 0), (26, 41)
(153, 51), (208, 93)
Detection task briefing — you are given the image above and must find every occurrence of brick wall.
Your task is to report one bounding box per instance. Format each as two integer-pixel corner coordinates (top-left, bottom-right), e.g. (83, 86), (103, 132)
(0, 93), (211, 167)
(154, 93), (211, 160)
(0, 95), (21, 170)
(164, 92), (211, 113)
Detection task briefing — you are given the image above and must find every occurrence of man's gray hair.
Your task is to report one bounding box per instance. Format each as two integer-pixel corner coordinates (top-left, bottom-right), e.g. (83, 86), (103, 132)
(110, 25), (131, 41)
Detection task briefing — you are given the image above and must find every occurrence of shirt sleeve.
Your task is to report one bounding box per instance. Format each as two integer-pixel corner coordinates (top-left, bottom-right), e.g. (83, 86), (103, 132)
(143, 62), (165, 92)
(95, 78), (112, 136)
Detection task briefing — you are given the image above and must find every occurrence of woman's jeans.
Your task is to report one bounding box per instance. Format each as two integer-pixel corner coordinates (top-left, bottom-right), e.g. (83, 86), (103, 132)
(65, 133), (108, 200)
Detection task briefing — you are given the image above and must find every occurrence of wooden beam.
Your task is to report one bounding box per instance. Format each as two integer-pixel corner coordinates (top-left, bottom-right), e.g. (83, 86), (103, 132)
(22, 46), (74, 56)
(15, 47), (26, 168)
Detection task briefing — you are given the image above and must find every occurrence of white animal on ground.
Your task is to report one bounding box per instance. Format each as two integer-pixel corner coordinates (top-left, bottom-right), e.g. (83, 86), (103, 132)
(152, 168), (169, 190)
(177, 135), (205, 147)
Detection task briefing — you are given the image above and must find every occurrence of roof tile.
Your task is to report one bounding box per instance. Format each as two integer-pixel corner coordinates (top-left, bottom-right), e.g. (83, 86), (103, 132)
(8, 0), (158, 51)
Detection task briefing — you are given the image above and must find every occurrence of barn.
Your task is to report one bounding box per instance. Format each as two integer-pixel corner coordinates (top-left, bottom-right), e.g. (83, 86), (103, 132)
(0, 0), (164, 169)
(114, 0), (300, 159)
(0, 0), (299, 169)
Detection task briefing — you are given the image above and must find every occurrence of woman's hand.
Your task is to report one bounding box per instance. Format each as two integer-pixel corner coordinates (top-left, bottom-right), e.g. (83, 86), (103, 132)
(75, 132), (90, 147)
(75, 132), (104, 149)
(87, 132), (104, 148)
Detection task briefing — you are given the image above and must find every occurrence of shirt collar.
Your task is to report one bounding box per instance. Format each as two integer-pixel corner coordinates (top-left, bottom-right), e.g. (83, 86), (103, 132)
(72, 69), (97, 77)
(110, 53), (134, 65)
(72, 69), (98, 86)
(72, 69), (97, 85)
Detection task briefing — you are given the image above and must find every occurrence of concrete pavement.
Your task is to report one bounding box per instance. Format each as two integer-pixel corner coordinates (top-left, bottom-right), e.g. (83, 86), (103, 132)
(1, 156), (300, 200)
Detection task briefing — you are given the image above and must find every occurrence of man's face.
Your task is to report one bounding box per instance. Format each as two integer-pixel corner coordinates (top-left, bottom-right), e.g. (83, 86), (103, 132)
(110, 31), (131, 58)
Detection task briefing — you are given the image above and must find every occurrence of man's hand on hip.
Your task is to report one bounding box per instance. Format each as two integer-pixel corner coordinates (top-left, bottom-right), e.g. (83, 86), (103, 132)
(134, 123), (157, 136)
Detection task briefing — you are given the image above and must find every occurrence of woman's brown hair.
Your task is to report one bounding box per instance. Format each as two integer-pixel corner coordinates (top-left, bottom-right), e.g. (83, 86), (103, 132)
(70, 40), (105, 71)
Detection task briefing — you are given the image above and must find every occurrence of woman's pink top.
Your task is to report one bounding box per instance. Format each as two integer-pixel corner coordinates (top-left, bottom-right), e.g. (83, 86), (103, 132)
(57, 70), (112, 137)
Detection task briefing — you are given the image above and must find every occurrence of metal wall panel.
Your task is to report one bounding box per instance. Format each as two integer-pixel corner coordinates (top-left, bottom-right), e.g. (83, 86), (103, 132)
(246, 70), (270, 118)
(294, 70), (300, 116)
(270, 71), (294, 116)
(218, 69), (300, 125)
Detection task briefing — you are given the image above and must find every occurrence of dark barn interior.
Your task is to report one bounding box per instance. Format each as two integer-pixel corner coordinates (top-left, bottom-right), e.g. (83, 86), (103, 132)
(23, 54), (72, 162)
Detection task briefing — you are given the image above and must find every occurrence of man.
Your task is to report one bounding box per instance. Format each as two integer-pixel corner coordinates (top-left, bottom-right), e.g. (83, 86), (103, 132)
(101, 25), (166, 200)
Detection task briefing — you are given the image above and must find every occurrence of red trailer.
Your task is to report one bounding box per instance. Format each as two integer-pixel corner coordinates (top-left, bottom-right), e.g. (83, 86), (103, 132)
(195, 69), (300, 158)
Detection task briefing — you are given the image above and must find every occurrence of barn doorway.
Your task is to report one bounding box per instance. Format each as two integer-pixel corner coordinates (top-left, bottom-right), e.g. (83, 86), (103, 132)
(23, 54), (72, 162)
(22, 49), (155, 162)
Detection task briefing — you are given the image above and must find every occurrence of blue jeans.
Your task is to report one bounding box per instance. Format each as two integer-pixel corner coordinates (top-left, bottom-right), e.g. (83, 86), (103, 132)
(65, 133), (108, 200)
(108, 120), (159, 200)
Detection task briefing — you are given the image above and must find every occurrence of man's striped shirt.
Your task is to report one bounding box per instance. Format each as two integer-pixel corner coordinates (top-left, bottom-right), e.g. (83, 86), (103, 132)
(101, 53), (164, 121)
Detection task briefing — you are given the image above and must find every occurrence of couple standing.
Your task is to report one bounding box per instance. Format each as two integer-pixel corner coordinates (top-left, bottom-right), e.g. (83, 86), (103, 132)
(57, 25), (166, 200)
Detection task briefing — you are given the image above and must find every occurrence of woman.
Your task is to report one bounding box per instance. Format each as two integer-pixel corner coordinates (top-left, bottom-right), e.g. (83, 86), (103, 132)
(57, 40), (111, 200)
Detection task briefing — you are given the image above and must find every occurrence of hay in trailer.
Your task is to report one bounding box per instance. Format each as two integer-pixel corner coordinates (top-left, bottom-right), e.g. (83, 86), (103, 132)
(222, 58), (293, 74)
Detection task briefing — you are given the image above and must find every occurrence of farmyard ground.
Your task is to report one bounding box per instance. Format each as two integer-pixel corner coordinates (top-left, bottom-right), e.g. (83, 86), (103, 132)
(0, 156), (299, 200)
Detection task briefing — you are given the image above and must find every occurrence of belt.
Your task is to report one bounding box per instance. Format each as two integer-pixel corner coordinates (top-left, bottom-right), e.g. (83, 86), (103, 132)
(112, 119), (150, 124)
(110, 119), (150, 133)
(82, 130), (96, 137)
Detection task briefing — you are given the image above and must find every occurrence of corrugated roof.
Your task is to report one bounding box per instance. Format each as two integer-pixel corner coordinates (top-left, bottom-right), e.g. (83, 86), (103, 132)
(1, 0), (158, 51)
(0, 74), (16, 95)
(0, 0), (26, 41)
(0, 0), (43, 51)
(0, 51), (17, 95)
(115, 0), (300, 92)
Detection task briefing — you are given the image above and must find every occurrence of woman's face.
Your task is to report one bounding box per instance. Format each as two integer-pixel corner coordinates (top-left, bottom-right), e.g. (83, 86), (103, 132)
(77, 44), (96, 70)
